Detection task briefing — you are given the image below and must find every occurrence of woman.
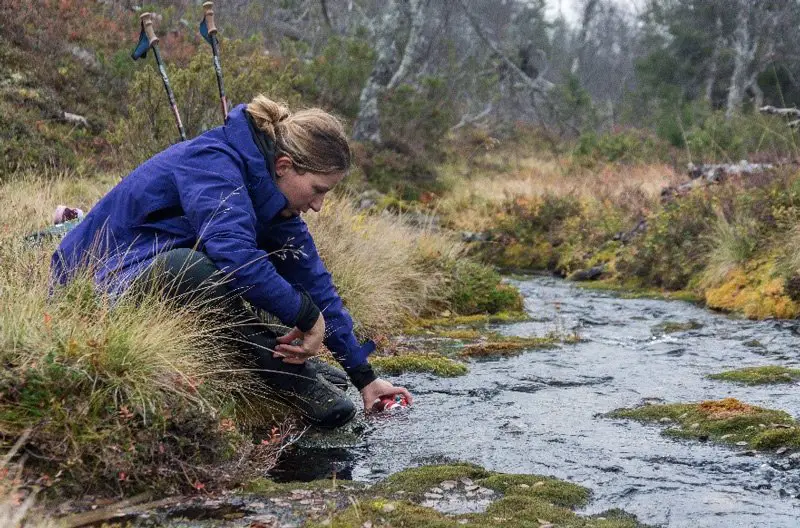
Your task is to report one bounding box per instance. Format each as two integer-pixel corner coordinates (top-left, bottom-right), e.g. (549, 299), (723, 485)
(52, 95), (412, 428)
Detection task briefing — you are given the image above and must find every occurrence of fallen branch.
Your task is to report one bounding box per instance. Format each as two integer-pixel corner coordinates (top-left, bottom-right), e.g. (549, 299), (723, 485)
(759, 105), (800, 128)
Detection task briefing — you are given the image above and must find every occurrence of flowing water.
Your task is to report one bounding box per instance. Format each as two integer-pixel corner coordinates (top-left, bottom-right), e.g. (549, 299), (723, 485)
(275, 275), (800, 527)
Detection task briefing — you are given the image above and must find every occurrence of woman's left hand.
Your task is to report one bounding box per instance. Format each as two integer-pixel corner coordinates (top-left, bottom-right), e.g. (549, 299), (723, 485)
(360, 378), (414, 413)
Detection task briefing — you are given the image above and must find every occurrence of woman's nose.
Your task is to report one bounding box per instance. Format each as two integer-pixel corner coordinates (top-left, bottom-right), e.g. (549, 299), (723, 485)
(310, 195), (324, 212)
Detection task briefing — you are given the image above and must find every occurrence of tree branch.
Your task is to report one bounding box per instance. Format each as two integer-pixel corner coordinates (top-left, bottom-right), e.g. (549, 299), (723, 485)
(456, 0), (553, 94)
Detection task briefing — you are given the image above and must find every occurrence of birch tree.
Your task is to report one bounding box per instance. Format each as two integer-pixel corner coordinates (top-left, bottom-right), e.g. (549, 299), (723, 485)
(352, 0), (429, 143)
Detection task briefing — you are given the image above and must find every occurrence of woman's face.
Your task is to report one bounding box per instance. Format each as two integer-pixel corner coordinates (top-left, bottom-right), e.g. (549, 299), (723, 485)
(274, 156), (344, 217)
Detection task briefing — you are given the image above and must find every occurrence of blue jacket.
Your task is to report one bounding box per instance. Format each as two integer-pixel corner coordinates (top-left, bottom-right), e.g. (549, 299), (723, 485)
(52, 104), (374, 371)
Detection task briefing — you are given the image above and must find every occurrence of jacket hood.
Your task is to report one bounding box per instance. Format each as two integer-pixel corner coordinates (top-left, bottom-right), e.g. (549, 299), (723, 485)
(223, 104), (289, 220)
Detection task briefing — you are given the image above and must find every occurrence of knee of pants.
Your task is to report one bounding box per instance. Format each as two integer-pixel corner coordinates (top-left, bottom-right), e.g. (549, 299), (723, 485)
(153, 248), (231, 301)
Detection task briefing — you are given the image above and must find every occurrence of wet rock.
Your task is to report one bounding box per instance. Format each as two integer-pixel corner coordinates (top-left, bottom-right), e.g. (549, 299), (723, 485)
(776, 447), (789, 455)
(440, 480), (457, 490)
(461, 231), (492, 242)
(567, 266), (605, 282)
(659, 417), (673, 424)
(736, 441), (749, 446)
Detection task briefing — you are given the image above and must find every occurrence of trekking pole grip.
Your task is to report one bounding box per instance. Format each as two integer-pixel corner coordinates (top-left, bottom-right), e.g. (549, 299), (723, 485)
(202, 2), (218, 35)
(140, 12), (160, 46)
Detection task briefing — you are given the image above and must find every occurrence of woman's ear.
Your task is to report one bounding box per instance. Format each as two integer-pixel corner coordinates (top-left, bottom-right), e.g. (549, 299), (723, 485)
(274, 156), (293, 178)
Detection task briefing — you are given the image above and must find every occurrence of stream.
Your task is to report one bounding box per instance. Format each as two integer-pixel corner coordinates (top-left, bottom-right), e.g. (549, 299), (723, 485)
(274, 275), (800, 527)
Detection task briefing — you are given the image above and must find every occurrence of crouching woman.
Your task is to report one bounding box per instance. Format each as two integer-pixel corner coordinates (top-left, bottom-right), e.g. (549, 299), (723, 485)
(51, 95), (412, 428)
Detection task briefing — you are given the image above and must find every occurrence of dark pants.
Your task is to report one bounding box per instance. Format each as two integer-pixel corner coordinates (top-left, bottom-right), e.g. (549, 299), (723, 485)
(138, 248), (306, 390)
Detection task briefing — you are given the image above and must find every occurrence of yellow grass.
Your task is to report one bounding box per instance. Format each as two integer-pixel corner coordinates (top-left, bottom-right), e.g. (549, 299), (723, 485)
(437, 154), (682, 231)
(306, 193), (464, 336)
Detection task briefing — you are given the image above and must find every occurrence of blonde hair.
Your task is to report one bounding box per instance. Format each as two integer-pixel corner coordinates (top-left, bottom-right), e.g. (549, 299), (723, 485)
(246, 94), (351, 174)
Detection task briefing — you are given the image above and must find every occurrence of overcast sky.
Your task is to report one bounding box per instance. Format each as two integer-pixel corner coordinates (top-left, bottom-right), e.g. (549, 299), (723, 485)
(544, 0), (645, 25)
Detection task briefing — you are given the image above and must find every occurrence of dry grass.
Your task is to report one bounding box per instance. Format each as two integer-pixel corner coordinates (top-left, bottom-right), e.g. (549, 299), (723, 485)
(701, 208), (760, 287)
(307, 193), (464, 336)
(437, 154), (682, 231)
(0, 170), (284, 494)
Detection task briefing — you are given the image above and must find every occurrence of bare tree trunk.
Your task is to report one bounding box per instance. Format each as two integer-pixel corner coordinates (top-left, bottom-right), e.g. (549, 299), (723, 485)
(572, 0), (599, 76)
(704, 16), (723, 104)
(726, 0), (755, 119)
(387, 0), (428, 90)
(319, 0), (333, 30)
(352, 2), (403, 143)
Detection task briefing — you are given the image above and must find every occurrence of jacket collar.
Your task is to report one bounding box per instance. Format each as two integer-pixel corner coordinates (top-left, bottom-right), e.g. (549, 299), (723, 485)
(223, 104), (288, 221)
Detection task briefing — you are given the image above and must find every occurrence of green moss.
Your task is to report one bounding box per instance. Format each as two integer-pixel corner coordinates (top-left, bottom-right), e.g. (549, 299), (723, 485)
(377, 463), (490, 497)
(480, 473), (590, 508)
(371, 353), (468, 377)
(652, 319), (703, 334)
(409, 311), (528, 330)
(458, 336), (559, 358)
(708, 366), (800, 385)
(263, 463), (651, 528)
(437, 329), (486, 340)
(577, 280), (703, 303)
(609, 398), (800, 450)
(319, 499), (462, 528)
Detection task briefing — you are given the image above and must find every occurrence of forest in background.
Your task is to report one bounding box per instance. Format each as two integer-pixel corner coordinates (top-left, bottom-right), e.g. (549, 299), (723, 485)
(4, 0), (800, 182)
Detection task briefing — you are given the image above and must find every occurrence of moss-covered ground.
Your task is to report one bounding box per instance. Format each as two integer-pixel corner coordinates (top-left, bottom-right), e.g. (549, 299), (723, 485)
(609, 398), (800, 451)
(371, 353), (469, 377)
(708, 366), (800, 385)
(299, 463), (651, 528)
(371, 316), (581, 376)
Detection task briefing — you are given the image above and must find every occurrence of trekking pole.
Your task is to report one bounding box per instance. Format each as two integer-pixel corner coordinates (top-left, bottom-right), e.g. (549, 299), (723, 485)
(131, 12), (187, 141)
(200, 1), (229, 121)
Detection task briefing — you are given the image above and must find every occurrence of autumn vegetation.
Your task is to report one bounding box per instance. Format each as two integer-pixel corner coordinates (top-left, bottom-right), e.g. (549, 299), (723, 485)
(4, 0), (800, 522)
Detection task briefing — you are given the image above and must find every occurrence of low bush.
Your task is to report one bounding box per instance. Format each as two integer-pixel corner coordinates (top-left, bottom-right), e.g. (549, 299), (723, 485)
(573, 128), (670, 166)
(615, 189), (716, 290)
(445, 260), (523, 315)
(353, 143), (447, 201)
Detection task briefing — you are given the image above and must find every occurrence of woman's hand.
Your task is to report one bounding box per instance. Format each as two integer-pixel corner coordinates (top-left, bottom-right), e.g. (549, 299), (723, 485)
(274, 313), (326, 364)
(360, 378), (414, 413)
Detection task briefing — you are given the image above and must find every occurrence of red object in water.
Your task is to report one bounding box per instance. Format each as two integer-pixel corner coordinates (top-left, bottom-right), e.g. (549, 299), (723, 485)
(378, 394), (408, 411)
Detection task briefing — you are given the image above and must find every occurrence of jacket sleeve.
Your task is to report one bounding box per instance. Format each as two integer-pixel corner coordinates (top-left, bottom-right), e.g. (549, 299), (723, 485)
(260, 215), (377, 388)
(172, 147), (309, 329)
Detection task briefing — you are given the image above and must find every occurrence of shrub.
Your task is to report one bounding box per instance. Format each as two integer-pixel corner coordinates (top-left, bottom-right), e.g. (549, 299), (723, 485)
(573, 128), (669, 166)
(380, 76), (457, 156)
(445, 260), (523, 315)
(354, 143), (446, 201)
(616, 189), (716, 290)
(284, 36), (375, 118)
(703, 208), (761, 285)
(109, 39), (302, 168)
(684, 110), (799, 163)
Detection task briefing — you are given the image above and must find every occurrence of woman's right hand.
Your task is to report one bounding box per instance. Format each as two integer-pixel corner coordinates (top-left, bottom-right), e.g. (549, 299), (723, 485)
(274, 313), (326, 364)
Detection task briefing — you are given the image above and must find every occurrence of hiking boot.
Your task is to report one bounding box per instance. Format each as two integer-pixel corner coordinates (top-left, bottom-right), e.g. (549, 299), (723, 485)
(308, 358), (348, 391)
(250, 350), (355, 428)
(275, 370), (356, 428)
